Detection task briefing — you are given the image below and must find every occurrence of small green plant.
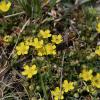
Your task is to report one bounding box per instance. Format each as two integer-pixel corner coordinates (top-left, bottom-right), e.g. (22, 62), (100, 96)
(17, 0), (41, 18)
(0, 0), (100, 100)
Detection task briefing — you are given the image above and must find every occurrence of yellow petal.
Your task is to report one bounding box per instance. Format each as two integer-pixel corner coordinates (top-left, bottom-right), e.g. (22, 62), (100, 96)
(17, 51), (21, 55)
(23, 65), (29, 70)
(22, 71), (27, 75)
(27, 74), (33, 78)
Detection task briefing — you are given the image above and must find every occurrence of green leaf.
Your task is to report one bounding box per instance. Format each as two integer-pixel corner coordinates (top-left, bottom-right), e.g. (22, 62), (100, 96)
(78, 0), (90, 5)
(50, 0), (57, 7)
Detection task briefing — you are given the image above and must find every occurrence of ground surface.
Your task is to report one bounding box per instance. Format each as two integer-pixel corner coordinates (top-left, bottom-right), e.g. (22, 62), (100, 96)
(0, 0), (100, 100)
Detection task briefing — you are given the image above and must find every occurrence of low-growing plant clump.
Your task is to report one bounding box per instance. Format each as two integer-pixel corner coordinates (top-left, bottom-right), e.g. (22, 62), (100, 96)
(0, 0), (100, 100)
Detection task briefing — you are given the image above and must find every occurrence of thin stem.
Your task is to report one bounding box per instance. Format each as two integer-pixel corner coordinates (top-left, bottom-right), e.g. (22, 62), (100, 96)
(4, 11), (25, 18)
(60, 50), (66, 99)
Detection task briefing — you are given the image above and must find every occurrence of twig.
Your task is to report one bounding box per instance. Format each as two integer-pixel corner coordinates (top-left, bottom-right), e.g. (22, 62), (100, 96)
(59, 68), (63, 99)
(0, 61), (8, 78)
(61, 50), (66, 67)
(60, 50), (66, 99)
(4, 11), (25, 18)
(0, 81), (13, 88)
(75, 0), (79, 5)
(0, 47), (7, 58)
(1, 95), (19, 100)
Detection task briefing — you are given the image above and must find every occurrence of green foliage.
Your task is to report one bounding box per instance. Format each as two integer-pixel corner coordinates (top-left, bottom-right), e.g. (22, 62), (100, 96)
(0, 0), (100, 100)
(17, 0), (41, 18)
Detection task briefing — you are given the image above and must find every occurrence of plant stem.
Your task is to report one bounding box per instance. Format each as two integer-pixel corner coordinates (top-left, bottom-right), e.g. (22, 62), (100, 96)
(4, 11), (25, 18)
(40, 74), (48, 100)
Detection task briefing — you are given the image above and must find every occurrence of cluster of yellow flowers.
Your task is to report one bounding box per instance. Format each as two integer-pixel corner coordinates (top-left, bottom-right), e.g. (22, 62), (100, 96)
(16, 29), (63, 56)
(51, 80), (74, 100)
(95, 45), (100, 56)
(0, 0), (11, 12)
(79, 68), (100, 88)
(22, 64), (38, 78)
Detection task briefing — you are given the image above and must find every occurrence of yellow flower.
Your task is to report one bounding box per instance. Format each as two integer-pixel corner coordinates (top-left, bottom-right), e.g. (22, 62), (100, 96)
(62, 80), (74, 93)
(37, 44), (57, 56)
(91, 73), (100, 88)
(79, 69), (93, 81)
(32, 38), (43, 49)
(45, 43), (56, 55)
(22, 64), (37, 78)
(0, 0), (11, 12)
(24, 37), (34, 46)
(39, 29), (51, 38)
(51, 87), (64, 100)
(16, 42), (29, 55)
(96, 23), (100, 33)
(37, 47), (46, 56)
(3, 35), (12, 43)
(51, 34), (63, 44)
(95, 46), (100, 56)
